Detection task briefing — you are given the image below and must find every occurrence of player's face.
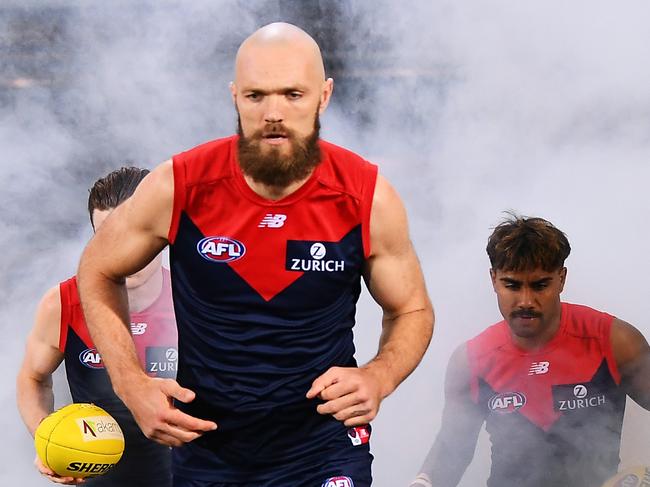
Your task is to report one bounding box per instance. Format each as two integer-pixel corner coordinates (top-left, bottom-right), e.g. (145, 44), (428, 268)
(231, 42), (333, 186)
(491, 267), (566, 347)
(91, 209), (162, 289)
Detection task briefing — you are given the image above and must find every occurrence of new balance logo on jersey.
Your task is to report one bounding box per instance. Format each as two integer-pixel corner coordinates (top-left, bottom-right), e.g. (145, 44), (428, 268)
(258, 213), (287, 228)
(130, 322), (147, 335)
(528, 361), (550, 375)
(322, 477), (354, 487)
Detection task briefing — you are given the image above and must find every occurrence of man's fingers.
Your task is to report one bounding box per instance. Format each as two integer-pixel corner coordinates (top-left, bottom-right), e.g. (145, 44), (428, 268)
(164, 408), (217, 433)
(317, 380), (357, 401)
(316, 392), (360, 415)
(160, 378), (196, 403)
(306, 367), (341, 398)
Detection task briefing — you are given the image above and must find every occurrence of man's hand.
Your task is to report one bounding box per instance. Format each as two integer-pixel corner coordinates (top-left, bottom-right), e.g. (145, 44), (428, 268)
(34, 455), (85, 485)
(121, 377), (217, 447)
(306, 366), (384, 426)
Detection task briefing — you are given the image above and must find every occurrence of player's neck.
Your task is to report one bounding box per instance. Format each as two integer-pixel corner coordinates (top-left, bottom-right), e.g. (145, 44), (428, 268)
(243, 172), (314, 201)
(127, 267), (163, 313)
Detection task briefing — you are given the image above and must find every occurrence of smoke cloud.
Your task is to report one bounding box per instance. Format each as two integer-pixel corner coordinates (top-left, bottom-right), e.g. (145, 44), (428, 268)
(2, 1), (649, 485)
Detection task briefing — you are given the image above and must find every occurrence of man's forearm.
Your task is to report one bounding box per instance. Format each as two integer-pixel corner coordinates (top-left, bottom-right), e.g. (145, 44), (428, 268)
(364, 306), (434, 397)
(77, 266), (145, 398)
(16, 373), (54, 436)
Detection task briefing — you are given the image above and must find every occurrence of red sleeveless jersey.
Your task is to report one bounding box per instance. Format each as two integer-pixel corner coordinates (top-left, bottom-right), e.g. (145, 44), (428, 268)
(58, 268), (177, 484)
(467, 302), (626, 487)
(168, 135), (378, 479)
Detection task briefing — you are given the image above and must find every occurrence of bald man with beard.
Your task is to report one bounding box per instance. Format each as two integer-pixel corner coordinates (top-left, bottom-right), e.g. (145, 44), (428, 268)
(77, 23), (434, 486)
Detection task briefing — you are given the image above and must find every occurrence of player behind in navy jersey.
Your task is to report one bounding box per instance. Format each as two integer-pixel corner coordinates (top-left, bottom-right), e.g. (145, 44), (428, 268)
(17, 167), (177, 486)
(410, 214), (650, 487)
(76, 22), (434, 486)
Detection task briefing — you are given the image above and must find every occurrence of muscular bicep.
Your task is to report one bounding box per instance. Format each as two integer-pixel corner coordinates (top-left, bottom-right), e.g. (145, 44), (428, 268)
(363, 175), (431, 316)
(20, 286), (64, 381)
(82, 160), (174, 280)
(611, 318), (650, 409)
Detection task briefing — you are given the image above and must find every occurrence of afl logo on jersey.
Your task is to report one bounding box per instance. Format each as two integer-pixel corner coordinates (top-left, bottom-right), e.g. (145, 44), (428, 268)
(197, 236), (246, 263)
(79, 348), (104, 369)
(321, 477), (354, 487)
(488, 391), (526, 413)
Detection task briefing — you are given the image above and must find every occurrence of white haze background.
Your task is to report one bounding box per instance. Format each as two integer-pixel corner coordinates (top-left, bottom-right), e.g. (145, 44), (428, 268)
(1, 1), (649, 485)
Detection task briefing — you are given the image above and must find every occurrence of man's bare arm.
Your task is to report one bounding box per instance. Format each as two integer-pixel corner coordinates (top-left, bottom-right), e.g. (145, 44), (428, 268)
(410, 344), (485, 487)
(77, 160), (216, 446)
(307, 175), (434, 425)
(611, 318), (650, 409)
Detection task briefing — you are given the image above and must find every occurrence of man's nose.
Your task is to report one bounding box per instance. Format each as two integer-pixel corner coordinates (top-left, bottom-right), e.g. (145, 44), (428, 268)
(264, 95), (284, 123)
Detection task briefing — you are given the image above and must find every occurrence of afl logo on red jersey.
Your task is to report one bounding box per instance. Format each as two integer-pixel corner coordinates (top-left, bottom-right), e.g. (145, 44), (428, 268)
(488, 391), (526, 413)
(197, 236), (246, 263)
(79, 348), (104, 369)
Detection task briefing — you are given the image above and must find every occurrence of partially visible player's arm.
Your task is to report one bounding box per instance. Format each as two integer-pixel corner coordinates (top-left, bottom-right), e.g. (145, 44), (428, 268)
(78, 160), (216, 446)
(17, 286), (85, 484)
(611, 318), (650, 409)
(410, 345), (485, 487)
(307, 175), (434, 425)
(16, 285), (64, 435)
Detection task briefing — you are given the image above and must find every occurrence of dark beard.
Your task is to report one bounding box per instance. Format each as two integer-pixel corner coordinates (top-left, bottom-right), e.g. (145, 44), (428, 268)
(237, 115), (321, 188)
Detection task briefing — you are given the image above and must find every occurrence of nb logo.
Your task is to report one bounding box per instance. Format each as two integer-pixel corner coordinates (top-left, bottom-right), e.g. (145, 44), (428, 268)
(258, 213), (287, 228)
(130, 322), (147, 335)
(528, 361), (550, 375)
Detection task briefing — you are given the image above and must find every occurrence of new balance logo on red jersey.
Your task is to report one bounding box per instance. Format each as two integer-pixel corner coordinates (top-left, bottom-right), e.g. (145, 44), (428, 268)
(130, 322), (148, 335)
(258, 213), (287, 228)
(528, 361), (550, 375)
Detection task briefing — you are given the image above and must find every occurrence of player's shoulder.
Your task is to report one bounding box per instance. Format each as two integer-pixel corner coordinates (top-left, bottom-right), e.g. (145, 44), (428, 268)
(38, 283), (63, 317)
(561, 301), (613, 339)
(467, 320), (510, 357)
(317, 139), (378, 195)
(172, 135), (238, 185)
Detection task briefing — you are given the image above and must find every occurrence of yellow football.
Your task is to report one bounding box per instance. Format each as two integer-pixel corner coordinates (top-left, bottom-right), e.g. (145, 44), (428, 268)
(601, 465), (650, 487)
(34, 403), (124, 478)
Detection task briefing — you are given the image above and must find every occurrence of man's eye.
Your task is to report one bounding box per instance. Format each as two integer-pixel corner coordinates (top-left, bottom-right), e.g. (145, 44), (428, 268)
(287, 92), (302, 100)
(246, 93), (262, 101)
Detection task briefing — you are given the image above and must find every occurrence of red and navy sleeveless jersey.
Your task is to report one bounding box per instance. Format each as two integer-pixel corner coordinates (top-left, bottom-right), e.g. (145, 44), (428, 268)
(59, 269), (177, 485)
(168, 135), (377, 478)
(467, 302), (626, 487)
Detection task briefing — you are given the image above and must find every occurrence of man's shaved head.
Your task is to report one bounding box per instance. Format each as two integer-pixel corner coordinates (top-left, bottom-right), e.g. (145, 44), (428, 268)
(235, 22), (326, 82)
(230, 22), (334, 192)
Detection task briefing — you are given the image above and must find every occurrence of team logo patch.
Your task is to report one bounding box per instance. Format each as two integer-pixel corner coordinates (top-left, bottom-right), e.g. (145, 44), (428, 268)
(321, 476), (354, 487)
(145, 347), (178, 378)
(285, 240), (346, 273)
(197, 236), (246, 263)
(79, 348), (104, 369)
(258, 213), (287, 228)
(348, 425), (371, 446)
(488, 391), (526, 413)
